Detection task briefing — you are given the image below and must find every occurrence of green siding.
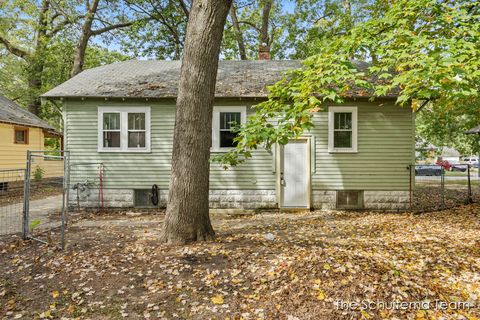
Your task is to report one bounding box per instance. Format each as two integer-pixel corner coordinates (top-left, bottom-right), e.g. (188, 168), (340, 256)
(311, 102), (414, 190)
(65, 99), (275, 190)
(65, 99), (413, 192)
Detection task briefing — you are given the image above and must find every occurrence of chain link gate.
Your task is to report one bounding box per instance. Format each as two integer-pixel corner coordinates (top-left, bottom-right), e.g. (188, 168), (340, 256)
(22, 150), (70, 249)
(0, 169), (26, 237)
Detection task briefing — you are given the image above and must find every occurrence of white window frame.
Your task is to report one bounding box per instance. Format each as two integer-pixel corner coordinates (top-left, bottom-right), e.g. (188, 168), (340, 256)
(328, 106), (358, 153)
(97, 106), (151, 153)
(212, 106), (247, 152)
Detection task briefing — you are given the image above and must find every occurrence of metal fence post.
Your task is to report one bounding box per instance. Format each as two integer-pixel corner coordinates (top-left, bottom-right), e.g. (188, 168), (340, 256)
(22, 151), (32, 239)
(441, 167), (445, 209)
(467, 164), (472, 204)
(409, 165), (413, 210)
(65, 152), (71, 226)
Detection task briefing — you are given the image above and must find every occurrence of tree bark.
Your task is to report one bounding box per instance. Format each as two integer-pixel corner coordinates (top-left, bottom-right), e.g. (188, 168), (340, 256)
(27, 0), (50, 115)
(71, 0), (136, 77)
(259, 0), (272, 46)
(71, 0), (99, 77)
(229, 3), (247, 60)
(161, 0), (231, 244)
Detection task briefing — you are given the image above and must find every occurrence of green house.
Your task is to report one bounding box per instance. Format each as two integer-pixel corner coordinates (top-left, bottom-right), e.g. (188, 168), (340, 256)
(43, 60), (414, 211)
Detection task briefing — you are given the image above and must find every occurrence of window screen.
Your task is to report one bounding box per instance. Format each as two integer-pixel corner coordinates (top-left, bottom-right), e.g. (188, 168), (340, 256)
(219, 112), (241, 148)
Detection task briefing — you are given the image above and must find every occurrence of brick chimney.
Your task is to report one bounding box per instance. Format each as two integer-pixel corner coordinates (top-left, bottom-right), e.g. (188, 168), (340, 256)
(258, 43), (271, 60)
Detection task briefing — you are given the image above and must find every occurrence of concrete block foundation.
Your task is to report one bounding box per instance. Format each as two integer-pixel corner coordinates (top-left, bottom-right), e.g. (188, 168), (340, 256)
(69, 187), (410, 211)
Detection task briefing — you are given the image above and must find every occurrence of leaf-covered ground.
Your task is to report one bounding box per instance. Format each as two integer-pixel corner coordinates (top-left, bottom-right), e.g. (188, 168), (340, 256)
(1, 204), (480, 319)
(413, 185), (480, 212)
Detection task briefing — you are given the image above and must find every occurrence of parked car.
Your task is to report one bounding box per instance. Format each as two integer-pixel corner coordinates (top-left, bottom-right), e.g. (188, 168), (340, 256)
(415, 165), (442, 176)
(463, 157), (479, 165)
(450, 164), (468, 172)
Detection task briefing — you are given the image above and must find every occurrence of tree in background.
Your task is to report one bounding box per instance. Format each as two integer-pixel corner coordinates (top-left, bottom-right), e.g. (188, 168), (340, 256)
(161, 0), (232, 244)
(0, 0), (74, 115)
(223, 0), (280, 60)
(214, 0), (480, 166)
(416, 98), (480, 155)
(282, 0), (390, 59)
(0, 0), (136, 125)
(70, 0), (144, 77)
(121, 0), (189, 60)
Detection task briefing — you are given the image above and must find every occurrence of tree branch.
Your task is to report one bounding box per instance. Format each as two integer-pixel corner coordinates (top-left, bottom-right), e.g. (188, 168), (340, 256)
(415, 99), (430, 113)
(0, 36), (29, 59)
(48, 17), (74, 36)
(91, 21), (135, 36)
(238, 20), (260, 32)
(178, 0), (190, 18)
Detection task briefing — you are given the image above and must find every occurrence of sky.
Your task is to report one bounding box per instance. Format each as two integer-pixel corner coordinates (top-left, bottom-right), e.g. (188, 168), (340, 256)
(282, 0), (296, 13)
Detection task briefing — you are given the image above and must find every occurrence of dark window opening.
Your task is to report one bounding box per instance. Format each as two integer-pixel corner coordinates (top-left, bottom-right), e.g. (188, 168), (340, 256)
(0, 182), (8, 192)
(333, 112), (352, 148)
(219, 112), (241, 148)
(128, 113), (146, 148)
(337, 190), (363, 209)
(103, 113), (121, 148)
(14, 128), (28, 144)
(103, 132), (120, 148)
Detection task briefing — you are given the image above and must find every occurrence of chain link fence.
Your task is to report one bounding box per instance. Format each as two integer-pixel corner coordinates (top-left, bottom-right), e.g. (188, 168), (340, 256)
(23, 151), (69, 249)
(410, 164), (479, 212)
(0, 154), (105, 249)
(0, 169), (26, 238)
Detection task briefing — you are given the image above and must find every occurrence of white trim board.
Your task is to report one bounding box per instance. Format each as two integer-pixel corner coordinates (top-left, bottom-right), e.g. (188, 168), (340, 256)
(328, 106), (358, 153)
(211, 106), (247, 152)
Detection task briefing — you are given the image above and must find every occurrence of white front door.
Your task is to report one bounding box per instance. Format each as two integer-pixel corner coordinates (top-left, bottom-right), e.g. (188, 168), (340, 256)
(281, 139), (310, 208)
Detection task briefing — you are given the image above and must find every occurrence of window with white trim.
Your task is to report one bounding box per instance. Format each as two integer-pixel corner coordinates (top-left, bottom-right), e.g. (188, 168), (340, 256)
(212, 106), (246, 151)
(328, 106), (358, 153)
(98, 107), (151, 152)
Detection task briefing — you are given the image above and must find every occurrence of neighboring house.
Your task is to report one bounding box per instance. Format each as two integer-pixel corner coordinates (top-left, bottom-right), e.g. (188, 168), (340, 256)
(0, 95), (62, 187)
(415, 140), (438, 163)
(42, 60), (414, 211)
(436, 147), (461, 163)
(466, 125), (480, 173)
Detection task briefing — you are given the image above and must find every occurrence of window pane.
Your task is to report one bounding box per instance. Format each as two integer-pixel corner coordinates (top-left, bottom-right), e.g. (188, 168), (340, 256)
(334, 131), (352, 148)
(128, 132), (146, 148)
(220, 112), (241, 130)
(103, 113), (120, 130)
(334, 112), (352, 130)
(103, 131), (120, 148)
(128, 113), (145, 130)
(15, 130), (25, 142)
(220, 131), (238, 148)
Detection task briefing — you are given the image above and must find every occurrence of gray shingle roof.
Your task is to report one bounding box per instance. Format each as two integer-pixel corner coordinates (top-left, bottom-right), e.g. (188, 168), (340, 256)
(42, 60), (393, 99)
(0, 95), (54, 130)
(42, 60), (300, 99)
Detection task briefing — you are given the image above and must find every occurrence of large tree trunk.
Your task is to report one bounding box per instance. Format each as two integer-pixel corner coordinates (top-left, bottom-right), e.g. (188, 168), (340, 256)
(161, 0), (232, 244)
(26, 66), (43, 116)
(27, 0), (50, 116)
(71, 0), (99, 77)
(229, 3), (247, 60)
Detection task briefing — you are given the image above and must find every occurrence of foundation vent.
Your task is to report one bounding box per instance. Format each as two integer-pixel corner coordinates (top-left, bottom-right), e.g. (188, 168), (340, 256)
(336, 190), (364, 209)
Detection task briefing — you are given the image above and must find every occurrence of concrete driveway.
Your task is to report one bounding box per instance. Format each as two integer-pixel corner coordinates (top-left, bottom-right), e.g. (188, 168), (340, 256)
(0, 194), (63, 236)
